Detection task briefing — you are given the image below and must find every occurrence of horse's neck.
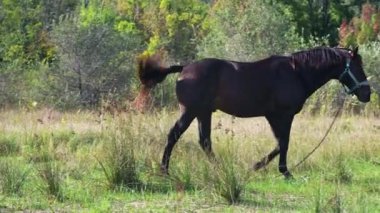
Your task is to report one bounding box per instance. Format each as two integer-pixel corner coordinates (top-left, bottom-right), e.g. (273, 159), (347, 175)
(300, 65), (340, 98)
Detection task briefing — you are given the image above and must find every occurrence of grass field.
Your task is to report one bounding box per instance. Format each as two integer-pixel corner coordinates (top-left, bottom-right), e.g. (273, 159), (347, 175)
(0, 109), (379, 212)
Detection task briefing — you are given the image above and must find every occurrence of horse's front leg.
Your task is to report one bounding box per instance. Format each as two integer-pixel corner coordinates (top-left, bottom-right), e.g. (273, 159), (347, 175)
(265, 114), (294, 179)
(278, 137), (292, 179)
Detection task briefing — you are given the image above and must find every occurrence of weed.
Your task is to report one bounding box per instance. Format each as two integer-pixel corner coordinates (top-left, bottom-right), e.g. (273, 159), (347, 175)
(0, 159), (29, 195)
(97, 133), (141, 190)
(336, 154), (353, 184)
(205, 143), (249, 204)
(170, 161), (195, 192)
(326, 191), (345, 213)
(38, 161), (65, 201)
(314, 186), (322, 213)
(0, 135), (20, 156)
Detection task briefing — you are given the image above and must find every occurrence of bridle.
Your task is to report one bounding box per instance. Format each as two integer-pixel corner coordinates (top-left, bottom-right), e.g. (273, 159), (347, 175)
(338, 58), (370, 94)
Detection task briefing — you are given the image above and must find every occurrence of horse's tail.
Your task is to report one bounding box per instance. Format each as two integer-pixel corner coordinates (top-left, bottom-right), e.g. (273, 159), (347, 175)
(133, 54), (183, 110)
(137, 54), (183, 88)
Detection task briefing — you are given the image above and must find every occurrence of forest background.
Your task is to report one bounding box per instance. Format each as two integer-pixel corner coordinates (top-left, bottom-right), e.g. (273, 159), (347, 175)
(0, 0), (379, 114)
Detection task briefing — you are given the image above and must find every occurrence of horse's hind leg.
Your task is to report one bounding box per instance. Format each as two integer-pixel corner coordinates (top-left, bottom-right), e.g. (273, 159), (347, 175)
(197, 111), (215, 158)
(161, 110), (195, 174)
(253, 146), (280, 171)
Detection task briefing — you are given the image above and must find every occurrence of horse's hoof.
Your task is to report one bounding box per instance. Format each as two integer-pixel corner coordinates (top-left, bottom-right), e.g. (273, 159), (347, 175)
(283, 171), (294, 180)
(207, 152), (216, 160)
(253, 161), (264, 171)
(207, 152), (218, 164)
(160, 165), (169, 176)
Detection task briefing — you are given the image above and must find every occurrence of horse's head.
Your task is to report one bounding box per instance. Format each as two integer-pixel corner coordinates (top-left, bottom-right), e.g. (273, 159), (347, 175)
(338, 47), (371, 102)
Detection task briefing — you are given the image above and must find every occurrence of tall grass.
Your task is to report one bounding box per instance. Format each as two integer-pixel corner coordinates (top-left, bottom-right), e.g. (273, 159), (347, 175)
(335, 153), (353, 184)
(97, 139), (141, 190)
(0, 135), (20, 156)
(208, 152), (248, 204)
(38, 161), (65, 201)
(0, 109), (378, 211)
(0, 159), (29, 195)
(96, 119), (142, 190)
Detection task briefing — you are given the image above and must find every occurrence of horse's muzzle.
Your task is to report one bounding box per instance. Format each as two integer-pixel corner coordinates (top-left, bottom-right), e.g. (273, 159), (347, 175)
(356, 87), (371, 103)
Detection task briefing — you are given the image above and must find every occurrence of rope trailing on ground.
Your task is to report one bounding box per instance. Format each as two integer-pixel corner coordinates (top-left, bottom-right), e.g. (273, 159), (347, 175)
(289, 93), (347, 173)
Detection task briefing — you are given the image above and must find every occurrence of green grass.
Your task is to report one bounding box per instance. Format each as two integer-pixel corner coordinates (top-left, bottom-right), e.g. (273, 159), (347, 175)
(0, 109), (379, 212)
(0, 135), (20, 156)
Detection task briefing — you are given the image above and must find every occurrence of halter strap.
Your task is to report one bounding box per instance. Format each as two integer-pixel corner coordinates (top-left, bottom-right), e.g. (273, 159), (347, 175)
(339, 58), (370, 94)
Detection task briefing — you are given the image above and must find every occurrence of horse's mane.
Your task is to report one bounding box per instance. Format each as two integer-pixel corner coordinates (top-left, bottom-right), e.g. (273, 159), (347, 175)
(291, 47), (350, 70)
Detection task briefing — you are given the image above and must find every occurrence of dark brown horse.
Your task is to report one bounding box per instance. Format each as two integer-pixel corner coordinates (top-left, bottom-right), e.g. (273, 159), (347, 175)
(137, 47), (371, 178)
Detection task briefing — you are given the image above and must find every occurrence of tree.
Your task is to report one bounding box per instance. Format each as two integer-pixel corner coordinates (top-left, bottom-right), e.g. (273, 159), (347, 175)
(126, 0), (208, 63)
(50, 3), (143, 107)
(0, 0), (80, 106)
(339, 3), (380, 47)
(197, 0), (302, 61)
(272, 0), (380, 45)
(0, 0), (44, 106)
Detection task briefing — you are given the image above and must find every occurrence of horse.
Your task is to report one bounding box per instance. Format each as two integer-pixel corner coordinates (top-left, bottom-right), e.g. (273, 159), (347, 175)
(137, 46), (371, 178)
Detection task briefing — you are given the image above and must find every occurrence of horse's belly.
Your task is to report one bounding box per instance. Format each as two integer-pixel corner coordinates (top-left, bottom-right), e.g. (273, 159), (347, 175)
(214, 98), (272, 118)
(218, 108), (265, 118)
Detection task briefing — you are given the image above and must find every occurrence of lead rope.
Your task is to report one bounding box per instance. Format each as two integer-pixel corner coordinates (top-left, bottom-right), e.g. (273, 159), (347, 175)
(277, 92), (347, 177)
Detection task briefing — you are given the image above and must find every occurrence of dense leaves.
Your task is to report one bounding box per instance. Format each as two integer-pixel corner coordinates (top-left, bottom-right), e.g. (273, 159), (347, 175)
(339, 3), (380, 46)
(197, 0), (302, 61)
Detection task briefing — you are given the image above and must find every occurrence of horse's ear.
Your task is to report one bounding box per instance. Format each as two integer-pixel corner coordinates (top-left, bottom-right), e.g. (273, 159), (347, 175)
(353, 46), (359, 57)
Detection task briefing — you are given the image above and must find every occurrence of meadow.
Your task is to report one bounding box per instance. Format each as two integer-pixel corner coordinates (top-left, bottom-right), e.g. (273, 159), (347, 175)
(0, 108), (379, 212)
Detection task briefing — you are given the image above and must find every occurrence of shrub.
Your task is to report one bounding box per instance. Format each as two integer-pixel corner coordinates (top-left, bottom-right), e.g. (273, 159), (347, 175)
(198, 142), (250, 204)
(0, 159), (29, 195)
(0, 135), (20, 156)
(197, 0), (303, 61)
(49, 9), (143, 108)
(38, 161), (65, 201)
(97, 130), (141, 190)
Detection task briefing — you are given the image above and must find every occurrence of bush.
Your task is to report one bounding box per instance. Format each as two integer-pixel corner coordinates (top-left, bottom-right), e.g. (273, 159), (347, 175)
(97, 129), (141, 190)
(49, 8), (143, 108)
(0, 159), (29, 195)
(0, 135), (20, 156)
(339, 3), (380, 47)
(198, 142), (250, 204)
(197, 0), (303, 61)
(38, 161), (65, 201)
(360, 41), (380, 92)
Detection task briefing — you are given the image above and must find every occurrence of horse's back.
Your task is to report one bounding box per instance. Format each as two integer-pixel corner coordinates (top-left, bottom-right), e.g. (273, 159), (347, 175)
(175, 57), (305, 116)
(175, 59), (226, 111)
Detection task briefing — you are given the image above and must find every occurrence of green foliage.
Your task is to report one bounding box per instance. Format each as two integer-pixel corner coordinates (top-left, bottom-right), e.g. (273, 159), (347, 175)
(138, 0), (209, 61)
(336, 155), (353, 184)
(0, 158), (29, 195)
(359, 42), (380, 83)
(0, 135), (20, 156)
(0, 0), (43, 106)
(38, 161), (65, 201)
(208, 147), (248, 204)
(97, 127), (141, 190)
(197, 0), (303, 61)
(0, 0), (43, 64)
(339, 3), (380, 47)
(274, 0), (380, 45)
(50, 9), (143, 107)
(79, 0), (117, 27)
